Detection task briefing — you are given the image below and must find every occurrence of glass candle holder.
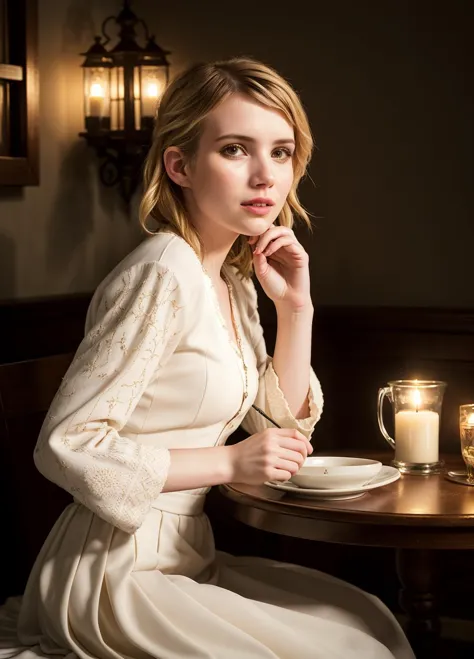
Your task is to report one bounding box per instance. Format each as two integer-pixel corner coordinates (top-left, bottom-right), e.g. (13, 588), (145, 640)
(459, 404), (474, 482)
(377, 380), (446, 474)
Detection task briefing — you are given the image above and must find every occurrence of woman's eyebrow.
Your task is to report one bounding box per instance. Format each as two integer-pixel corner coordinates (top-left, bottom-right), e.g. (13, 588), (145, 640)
(215, 134), (295, 146)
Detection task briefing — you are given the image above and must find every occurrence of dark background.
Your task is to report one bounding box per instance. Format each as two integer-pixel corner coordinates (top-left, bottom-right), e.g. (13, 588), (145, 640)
(0, 0), (472, 307)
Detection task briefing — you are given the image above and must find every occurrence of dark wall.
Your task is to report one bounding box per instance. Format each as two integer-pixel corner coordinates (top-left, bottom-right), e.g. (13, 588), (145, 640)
(137, 0), (473, 307)
(2, 1), (471, 305)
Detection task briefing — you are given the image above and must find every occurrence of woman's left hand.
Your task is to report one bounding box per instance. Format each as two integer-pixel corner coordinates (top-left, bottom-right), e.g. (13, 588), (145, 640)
(248, 225), (312, 313)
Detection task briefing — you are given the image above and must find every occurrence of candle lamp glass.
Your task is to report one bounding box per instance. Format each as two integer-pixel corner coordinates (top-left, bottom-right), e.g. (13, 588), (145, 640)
(459, 404), (474, 482)
(81, 37), (113, 133)
(84, 66), (111, 132)
(139, 66), (167, 130)
(377, 380), (447, 474)
(139, 38), (170, 131)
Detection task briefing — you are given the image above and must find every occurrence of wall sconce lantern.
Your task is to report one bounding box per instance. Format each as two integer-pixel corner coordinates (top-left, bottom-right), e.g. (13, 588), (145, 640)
(79, 1), (170, 205)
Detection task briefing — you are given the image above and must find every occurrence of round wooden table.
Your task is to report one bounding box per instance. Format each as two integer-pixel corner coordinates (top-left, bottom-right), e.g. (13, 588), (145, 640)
(219, 453), (474, 658)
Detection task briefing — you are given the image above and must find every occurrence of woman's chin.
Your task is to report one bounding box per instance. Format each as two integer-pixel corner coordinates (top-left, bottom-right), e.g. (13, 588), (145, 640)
(237, 216), (275, 236)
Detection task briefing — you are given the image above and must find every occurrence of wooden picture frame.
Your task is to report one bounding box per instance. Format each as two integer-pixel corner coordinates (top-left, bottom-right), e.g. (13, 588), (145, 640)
(0, 0), (38, 186)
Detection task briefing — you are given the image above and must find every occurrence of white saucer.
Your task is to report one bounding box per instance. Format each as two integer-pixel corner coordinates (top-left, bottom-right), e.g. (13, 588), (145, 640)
(265, 465), (400, 500)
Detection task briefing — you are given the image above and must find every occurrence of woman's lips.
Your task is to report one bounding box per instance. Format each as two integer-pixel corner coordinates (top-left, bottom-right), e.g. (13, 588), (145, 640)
(241, 203), (274, 216)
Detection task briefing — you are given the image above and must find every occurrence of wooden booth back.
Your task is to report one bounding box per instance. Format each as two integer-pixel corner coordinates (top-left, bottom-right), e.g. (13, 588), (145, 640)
(0, 353), (74, 600)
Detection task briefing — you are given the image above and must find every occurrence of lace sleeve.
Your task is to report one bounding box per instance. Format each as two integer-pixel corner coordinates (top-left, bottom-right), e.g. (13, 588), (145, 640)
(34, 262), (184, 533)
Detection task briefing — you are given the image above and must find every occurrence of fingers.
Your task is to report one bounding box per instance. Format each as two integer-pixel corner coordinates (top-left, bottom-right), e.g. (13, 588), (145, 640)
(271, 428), (313, 456)
(260, 428), (312, 473)
(279, 439), (311, 461)
(275, 458), (301, 475)
(240, 427), (314, 485)
(261, 236), (300, 259)
(278, 447), (306, 467)
(270, 469), (293, 482)
(271, 428), (308, 441)
(253, 227), (294, 254)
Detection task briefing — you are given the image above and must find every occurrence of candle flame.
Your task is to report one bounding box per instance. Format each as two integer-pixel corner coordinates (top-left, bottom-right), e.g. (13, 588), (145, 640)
(90, 83), (105, 98)
(412, 388), (422, 411)
(146, 82), (159, 98)
(467, 413), (474, 425)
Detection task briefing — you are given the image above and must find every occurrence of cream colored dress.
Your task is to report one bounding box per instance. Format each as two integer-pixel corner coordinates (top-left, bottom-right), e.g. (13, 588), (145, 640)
(0, 233), (414, 659)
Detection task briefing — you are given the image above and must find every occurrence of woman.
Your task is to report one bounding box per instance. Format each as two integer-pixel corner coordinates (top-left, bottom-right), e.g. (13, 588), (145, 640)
(0, 58), (414, 659)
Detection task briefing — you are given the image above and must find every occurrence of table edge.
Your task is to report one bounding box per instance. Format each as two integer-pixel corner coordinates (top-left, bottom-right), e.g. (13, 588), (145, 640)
(220, 483), (474, 528)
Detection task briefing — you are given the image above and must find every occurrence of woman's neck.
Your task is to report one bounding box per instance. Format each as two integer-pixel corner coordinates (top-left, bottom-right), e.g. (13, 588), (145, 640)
(195, 222), (238, 284)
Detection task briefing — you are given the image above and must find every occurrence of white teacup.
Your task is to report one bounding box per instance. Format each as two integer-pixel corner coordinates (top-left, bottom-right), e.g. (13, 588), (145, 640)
(291, 456), (383, 490)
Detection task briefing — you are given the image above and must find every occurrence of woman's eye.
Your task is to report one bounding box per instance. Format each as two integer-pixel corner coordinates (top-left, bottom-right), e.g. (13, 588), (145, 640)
(272, 147), (292, 161)
(221, 144), (246, 158)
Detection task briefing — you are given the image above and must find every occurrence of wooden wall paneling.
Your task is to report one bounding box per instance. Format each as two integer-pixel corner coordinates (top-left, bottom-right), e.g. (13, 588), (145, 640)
(0, 353), (74, 600)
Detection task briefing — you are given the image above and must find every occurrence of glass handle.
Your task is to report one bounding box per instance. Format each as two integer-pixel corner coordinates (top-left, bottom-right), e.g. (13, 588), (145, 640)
(377, 387), (395, 450)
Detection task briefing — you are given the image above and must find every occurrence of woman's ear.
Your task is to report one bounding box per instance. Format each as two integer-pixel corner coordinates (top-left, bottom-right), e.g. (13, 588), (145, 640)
(163, 147), (191, 188)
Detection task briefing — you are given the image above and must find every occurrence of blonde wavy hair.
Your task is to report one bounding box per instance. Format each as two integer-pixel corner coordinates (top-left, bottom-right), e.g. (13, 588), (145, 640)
(139, 57), (313, 277)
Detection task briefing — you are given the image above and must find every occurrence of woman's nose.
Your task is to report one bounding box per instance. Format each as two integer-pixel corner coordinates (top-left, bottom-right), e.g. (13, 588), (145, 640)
(250, 161), (275, 188)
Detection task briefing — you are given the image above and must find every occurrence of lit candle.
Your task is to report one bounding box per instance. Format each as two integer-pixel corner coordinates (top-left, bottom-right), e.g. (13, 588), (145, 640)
(89, 82), (105, 117)
(142, 81), (159, 118)
(395, 387), (440, 463)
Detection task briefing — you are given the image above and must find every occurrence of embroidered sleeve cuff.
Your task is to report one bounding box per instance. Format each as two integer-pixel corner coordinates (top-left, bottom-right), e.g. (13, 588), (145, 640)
(115, 446), (171, 533)
(264, 359), (324, 438)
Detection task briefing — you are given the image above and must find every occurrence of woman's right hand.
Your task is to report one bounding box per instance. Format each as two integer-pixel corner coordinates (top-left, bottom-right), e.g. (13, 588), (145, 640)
(228, 428), (313, 484)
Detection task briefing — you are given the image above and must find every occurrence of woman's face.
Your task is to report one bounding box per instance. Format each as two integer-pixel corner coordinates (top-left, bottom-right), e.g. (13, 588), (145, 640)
(182, 93), (295, 240)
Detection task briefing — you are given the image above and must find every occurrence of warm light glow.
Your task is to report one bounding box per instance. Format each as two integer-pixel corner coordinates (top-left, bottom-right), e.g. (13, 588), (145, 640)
(411, 388), (422, 410)
(467, 413), (474, 426)
(89, 83), (105, 98)
(146, 82), (159, 98)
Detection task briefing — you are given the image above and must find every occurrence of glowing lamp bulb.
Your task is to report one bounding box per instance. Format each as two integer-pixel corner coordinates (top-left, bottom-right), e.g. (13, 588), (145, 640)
(90, 83), (105, 98)
(146, 82), (159, 98)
